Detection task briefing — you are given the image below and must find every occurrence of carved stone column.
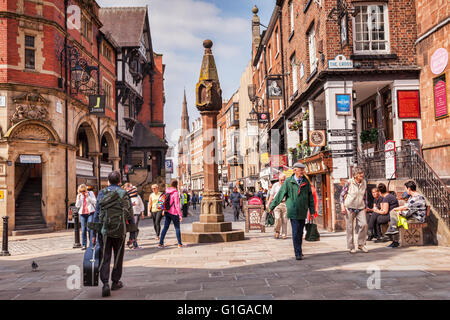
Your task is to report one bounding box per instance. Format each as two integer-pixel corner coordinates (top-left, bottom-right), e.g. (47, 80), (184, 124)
(182, 40), (244, 243)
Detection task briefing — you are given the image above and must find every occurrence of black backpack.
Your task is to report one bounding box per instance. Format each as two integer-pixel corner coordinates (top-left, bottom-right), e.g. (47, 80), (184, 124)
(164, 192), (172, 211)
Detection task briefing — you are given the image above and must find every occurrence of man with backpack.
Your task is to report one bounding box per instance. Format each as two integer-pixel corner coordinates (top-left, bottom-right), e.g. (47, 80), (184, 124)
(91, 171), (133, 297)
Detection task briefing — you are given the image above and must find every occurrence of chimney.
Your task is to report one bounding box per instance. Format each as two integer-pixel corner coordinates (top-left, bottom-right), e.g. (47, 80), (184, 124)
(252, 5), (261, 56)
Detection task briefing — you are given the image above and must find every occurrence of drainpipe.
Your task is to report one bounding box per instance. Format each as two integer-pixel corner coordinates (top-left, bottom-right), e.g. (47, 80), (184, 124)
(64, 0), (69, 228)
(278, 5), (288, 155)
(96, 34), (102, 189)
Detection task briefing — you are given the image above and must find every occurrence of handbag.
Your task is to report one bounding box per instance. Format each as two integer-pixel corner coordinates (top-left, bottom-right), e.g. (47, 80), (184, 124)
(305, 220), (320, 241)
(266, 211), (275, 226)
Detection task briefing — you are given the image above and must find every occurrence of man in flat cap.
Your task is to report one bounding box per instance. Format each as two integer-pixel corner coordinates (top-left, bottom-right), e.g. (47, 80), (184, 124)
(269, 162), (315, 260)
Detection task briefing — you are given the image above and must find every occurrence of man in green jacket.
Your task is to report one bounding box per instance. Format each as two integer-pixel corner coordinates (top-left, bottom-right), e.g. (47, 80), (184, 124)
(269, 162), (315, 260)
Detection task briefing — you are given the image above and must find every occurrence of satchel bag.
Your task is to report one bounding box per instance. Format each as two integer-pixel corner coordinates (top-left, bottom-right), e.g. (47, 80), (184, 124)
(266, 211), (275, 226)
(305, 220), (320, 241)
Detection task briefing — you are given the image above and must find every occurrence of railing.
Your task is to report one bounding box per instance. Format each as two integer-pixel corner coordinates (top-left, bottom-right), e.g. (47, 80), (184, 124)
(409, 144), (450, 229)
(357, 145), (413, 180)
(359, 143), (450, 229)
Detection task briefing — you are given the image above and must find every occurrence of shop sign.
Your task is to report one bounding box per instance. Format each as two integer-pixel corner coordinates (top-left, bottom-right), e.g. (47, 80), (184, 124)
(0, 96), (6, 107)
(56, 100), (62, 114)
(165, 159), (173, 174)
(0, 190), (4, 202)
(402, 121), (418, 140)
(267, 77), (283, 100)
(397, 90), (420, 118)
(270, 155), (287, 167)
(260, 153), (270, 165)
(304, 160), (326, 175)
(19, 155), (41, 164)
(340, 13), (349, 48)
(430, 48), (448, 75)
(335, 94), (352, 115)
(328, 129), (354, 136)
(88, 95), (105, 115)
(309, 130), (326, 147)
(385, 140), (396, 180)
(433, 74), (448, 119)
(247, 122), (258, 136)
(328, 55), (353, 69)
(328, 140), (356, 144)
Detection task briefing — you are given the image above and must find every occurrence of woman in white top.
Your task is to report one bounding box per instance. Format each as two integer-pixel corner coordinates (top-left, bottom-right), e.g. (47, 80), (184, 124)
(75, 184), (97, 250)
(123, 183), (145, 249)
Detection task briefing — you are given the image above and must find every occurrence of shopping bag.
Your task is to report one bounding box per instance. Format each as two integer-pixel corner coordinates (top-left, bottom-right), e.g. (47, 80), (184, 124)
(266, 211), (275, 226)
(305, 222), (320, 241)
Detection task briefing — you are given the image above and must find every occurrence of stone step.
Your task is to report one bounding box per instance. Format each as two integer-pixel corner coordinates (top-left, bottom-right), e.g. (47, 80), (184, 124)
(14, 223), (48, 230)
(12, 227), (53, 236)
(181, 230), (245, 243)
(15, 218), (45, 223)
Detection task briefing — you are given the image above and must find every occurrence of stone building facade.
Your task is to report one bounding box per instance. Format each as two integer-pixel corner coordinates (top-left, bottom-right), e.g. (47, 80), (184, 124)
(0, 0), (119, 235)
(415, 0), (449, 180)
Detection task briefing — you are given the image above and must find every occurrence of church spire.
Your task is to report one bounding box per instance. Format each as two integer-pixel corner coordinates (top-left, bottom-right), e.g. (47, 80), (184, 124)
(181, 88), (190, 133)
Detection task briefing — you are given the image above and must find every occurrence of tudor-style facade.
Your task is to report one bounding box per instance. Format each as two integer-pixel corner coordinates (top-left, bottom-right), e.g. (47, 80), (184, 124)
(0, 0), (119, 235)
(99, 6), (168, 202)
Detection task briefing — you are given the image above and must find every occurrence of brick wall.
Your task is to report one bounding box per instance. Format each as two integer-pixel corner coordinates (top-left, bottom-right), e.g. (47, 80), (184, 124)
(415, 0), (450, 177)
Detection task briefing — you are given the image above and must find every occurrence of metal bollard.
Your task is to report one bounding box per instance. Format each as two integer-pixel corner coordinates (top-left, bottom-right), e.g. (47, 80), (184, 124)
(73, 211), (82, 248)
(1, 216), (10, 256)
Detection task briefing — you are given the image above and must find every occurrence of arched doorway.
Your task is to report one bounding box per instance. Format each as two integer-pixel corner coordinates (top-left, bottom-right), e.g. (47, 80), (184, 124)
(75, 121), (98, 194)
(99, 129), (117, 188)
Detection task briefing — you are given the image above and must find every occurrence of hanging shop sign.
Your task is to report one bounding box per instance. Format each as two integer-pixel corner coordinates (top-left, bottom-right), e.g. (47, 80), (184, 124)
(402, 121), (418, 140)
(309, 130), (326, 147)
(260, 152), (270, 165)
(19, 155), (41, 164)
(165, 159), (173, 174)
(258, 112), (270, 123)
(385, 140), (396, 180)
(340, 13), (349, 48)
(247, 121), (259, 136)
(267, 77), (283, 100)
(430, 48), (448, 75)
(433, 73), (448, 120)
(335, 93), (352, 115)
(328, 55), (353, 69)
(88, 95), (106, 115)
(397, 90), (420, 118)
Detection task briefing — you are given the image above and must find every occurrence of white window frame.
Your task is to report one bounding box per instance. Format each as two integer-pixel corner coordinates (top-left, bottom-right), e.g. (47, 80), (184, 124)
(308, 27), (318, 73)
(268, 44), (272, 70)
(352, 3), (390, 54)
(275, 28), (280, 55)
(291, 55), (298, 94)
(289, 2), (294, 33)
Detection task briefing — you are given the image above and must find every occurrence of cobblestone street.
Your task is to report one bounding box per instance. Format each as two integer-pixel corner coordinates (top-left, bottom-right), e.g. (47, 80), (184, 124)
(1, 206), (450, 300)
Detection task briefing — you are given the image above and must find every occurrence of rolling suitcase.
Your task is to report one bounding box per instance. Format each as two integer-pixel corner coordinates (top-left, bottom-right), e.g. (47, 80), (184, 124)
(83, 244), (100, 286)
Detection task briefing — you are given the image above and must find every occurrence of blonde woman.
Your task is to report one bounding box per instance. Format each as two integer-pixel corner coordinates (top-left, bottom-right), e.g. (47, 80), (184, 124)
(75, 184), (97, 250)
(148, 184), (163, 240)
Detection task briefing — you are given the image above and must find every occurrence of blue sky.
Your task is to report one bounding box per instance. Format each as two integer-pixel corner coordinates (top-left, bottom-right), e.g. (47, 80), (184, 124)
(97, 0), (275, 173)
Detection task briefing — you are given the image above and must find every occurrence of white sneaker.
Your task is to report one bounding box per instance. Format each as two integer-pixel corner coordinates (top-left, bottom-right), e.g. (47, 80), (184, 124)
(358, 245), (369, 253)
(349, 248), (357, 254)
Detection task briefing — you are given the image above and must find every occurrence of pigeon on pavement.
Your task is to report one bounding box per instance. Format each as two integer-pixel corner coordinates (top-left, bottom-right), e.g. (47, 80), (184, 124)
(31, 261), (38, 272)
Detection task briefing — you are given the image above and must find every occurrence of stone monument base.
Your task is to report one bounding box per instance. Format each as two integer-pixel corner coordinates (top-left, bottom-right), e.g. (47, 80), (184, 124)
(181, 229), (245, 243)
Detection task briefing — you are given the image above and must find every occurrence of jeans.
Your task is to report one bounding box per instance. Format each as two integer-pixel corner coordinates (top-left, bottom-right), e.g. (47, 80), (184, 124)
(80, 213), (93, 247)
(129, 215), (141, 246)
(367, 212), (380, 237)
(232, 205), (240, 221)
(182, 204), (189, 217)
(192, 202), (197, 210)
(152, 210), (163, 237)
(159, 213), (182, 245)
(290, 219), (306, 258)
(376, 214), (390, 237)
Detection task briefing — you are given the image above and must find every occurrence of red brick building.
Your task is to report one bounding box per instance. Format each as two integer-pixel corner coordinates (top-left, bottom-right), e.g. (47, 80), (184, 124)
(415, 0), (450, 181)
(0, 0), (118, 234)
(253, 0), (422, 231)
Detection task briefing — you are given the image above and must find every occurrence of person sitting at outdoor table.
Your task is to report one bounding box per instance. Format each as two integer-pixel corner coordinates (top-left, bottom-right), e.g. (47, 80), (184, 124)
(384, 181), (427, 248)
(366, 187), (383, 241)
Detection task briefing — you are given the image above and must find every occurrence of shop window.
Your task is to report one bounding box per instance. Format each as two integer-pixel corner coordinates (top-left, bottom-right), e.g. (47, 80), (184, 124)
(290, 54), (298, 93)
(25, 35), (35, 69)
(353, 4), (390, 53)
(308, 26), (318, 73)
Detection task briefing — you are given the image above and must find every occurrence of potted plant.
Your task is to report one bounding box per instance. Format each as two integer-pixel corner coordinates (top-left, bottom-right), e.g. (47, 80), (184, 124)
(288, 120), (302, 131)
(302, 110), (309, 121)
(360, 128), (378, 149)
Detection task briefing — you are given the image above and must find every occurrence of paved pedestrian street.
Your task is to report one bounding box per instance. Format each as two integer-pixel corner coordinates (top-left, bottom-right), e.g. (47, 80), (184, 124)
(1, 206), (449, 300)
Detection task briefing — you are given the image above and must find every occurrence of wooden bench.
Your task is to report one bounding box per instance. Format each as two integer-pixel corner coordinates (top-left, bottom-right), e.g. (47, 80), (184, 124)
(400, 206), (431, 247)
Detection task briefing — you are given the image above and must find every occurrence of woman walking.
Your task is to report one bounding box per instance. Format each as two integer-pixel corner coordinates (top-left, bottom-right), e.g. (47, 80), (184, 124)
(75, 184), (96, 250)
(148, 184), (163, 240)
(158, 180), (184, 248)
(123, 183), (145, 249)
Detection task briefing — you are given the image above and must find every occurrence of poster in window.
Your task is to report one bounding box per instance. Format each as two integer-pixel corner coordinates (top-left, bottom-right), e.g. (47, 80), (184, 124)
(433, 74), (448, 120)
(397, 90), (420, 118)
(402, 121), (417, 140)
